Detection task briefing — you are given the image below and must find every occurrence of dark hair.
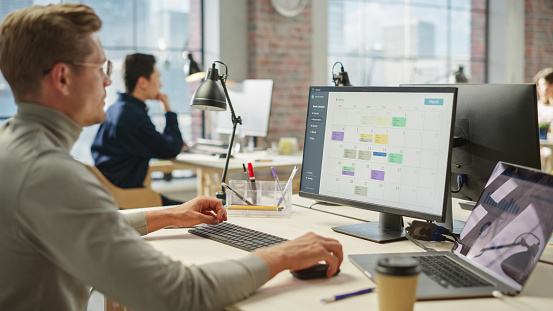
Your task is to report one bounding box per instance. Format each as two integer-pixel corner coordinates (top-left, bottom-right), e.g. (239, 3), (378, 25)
(534, 68), (553, 104)
(123, 53), (156, 93)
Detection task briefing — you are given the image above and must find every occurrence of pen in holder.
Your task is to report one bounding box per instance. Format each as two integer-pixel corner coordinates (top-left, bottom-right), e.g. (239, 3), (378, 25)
(226, 180), (292, 217)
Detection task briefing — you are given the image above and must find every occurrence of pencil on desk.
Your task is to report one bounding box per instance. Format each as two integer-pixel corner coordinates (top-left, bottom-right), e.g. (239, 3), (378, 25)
(321, 287), (376, 303)
(227, 205), (283, 211)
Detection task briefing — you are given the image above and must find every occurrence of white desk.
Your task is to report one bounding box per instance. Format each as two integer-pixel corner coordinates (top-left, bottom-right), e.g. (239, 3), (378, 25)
(539, 139), (553, 173)
(540, 139), (553, 149)
(172, 151), (302, 197)
(143, 197), (553, 311)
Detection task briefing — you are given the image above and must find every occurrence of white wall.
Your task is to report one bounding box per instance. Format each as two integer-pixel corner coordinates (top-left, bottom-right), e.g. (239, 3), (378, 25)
(203, 0), (248, 81)
(312, 0), (328, 85)
(487, 0), (525, 83)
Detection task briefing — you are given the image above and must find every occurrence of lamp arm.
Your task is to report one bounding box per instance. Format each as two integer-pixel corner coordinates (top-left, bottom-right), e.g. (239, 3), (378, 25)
(219, 78), (241, 125)
(218, 78), (242, 195)
(220, 116), (239, 188)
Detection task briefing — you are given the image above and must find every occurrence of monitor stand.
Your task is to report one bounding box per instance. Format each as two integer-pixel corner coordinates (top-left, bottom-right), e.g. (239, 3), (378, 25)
(332, 195), (466, 242)
(331, 213), (405, 243)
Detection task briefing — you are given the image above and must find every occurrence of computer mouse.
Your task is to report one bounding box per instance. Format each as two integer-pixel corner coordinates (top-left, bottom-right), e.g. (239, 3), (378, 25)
(290, 263), (340, 280)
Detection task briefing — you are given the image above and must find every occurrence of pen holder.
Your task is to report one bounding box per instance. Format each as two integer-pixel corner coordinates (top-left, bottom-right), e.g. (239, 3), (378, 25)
(226, 180), (292, 217)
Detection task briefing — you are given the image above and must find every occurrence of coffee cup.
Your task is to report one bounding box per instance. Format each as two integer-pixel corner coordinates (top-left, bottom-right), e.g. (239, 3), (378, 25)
(376, 256), (421, 311)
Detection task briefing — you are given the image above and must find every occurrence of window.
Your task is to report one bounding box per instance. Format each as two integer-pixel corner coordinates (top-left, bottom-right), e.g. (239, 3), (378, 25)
(0, 0), (200, 163)
(328, 0), (487, 86)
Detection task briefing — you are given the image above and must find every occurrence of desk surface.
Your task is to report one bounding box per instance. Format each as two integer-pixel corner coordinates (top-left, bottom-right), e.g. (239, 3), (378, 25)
(143, 197), (553, 311)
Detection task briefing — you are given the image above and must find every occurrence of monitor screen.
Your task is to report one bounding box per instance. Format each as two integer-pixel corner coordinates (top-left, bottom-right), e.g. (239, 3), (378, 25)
(453, 161), (553, 287)
(402, 84), (541, 205)
(300, 86), (457, 242)
(214, 79), (274, 138)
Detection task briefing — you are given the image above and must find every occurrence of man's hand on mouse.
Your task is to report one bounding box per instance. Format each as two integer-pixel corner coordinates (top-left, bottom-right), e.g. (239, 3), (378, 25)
(252, 232), (343, 279)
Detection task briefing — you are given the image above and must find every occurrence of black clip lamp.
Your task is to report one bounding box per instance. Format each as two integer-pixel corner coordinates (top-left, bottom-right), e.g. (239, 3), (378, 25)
(184, 52), (207, 82)
(332, 61), (352, 86)
(190, 61), (242, 204)
(453, 65), (468, 83)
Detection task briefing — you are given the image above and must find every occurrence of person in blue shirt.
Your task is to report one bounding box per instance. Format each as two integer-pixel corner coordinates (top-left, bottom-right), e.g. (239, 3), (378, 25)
(91, 53), (184, 205)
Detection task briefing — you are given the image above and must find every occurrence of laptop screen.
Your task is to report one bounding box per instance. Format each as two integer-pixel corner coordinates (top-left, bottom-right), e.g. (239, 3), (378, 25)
(452, 162), (553, 287)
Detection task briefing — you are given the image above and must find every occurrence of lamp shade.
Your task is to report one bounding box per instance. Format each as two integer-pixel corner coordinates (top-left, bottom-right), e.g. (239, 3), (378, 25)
(338, 70), (352, 86)
(190, 65), (227, 111)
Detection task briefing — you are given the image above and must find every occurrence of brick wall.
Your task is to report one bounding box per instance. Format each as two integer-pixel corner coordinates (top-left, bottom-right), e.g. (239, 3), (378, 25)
(247, 0), (312, 148)
(471, 0), (487, 83)
(525, 0), (553, 82)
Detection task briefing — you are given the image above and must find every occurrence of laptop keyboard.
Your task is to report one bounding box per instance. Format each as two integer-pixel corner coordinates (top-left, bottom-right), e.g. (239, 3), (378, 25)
(413, 255), (493, 288)
(188, 222), (288, 251)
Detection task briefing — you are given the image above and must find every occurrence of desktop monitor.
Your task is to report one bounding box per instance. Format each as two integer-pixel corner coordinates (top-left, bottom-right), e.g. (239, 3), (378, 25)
(402, 84), (541, 205)
(300, 86), (458, 242)
(215, 79), (274, 138)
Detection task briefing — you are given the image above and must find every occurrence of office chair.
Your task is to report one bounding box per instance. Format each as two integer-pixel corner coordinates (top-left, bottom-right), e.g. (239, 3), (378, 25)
(82, 163), (162, 209)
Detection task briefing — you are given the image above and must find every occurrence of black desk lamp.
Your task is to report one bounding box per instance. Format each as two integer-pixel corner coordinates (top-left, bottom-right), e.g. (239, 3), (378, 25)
(190, 61), (242, 204)
(184, 52), (207, 82)
(332, 61), (352, 86)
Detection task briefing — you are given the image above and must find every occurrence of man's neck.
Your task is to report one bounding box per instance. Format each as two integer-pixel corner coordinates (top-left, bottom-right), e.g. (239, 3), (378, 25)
(19, 90), (66, 113)
(130, 91), (147, 103)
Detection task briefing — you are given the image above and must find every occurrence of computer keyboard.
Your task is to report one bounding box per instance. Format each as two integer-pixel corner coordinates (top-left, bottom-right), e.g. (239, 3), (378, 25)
(413, 255), (493, 288)
(188, 222), (288, 251)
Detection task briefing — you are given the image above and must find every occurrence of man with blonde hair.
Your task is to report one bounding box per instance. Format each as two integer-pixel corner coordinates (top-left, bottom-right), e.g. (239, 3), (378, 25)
(0, 4), (342, 311)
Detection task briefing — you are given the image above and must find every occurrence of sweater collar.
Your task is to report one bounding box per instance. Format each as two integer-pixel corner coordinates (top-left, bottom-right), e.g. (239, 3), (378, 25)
(15, 102), (83, 152)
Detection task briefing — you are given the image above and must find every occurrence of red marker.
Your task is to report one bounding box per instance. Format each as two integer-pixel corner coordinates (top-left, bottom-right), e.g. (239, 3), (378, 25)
(247, 163), (257, 204)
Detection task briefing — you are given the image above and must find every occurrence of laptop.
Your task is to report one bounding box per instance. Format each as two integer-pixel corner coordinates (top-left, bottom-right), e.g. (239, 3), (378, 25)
(350, 161), (553, 300)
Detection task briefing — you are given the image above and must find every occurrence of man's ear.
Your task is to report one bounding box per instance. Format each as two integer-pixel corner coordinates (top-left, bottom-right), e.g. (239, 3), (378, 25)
(136, 76), (149, 90)
(48, 63), (72, 96)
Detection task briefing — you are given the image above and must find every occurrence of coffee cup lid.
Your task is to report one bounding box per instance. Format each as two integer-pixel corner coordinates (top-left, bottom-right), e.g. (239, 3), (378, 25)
(376, 257), (421, 276)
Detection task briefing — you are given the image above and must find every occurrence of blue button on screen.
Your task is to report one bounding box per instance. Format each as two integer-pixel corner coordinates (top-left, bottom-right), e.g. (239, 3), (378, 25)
(424, 98), (444, 106)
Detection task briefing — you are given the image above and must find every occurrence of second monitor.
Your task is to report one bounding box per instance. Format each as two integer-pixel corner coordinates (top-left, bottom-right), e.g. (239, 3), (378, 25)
(300, 86), (458, 242)
(403, 84), (541, 207)
(214, 79), (274, 140)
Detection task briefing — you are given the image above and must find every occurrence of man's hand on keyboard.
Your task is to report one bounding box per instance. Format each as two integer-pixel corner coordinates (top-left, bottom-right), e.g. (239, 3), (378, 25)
(144, 196), (227, 233)
(253, 232), (343, 279)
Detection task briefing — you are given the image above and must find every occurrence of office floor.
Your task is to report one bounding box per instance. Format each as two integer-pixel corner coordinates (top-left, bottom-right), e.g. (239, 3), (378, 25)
(87, 175), (197, 311)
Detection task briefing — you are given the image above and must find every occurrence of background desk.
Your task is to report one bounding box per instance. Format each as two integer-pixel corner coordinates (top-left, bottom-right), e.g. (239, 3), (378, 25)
(169, 151), (302, 197)
(143, 197), (553, 311)
(539, 139), (553, 173)
(539, 139), (553, 149)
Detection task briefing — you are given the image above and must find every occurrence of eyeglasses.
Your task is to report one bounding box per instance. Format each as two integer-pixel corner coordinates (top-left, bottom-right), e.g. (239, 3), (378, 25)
(43, 60), (112, 78)
(68, 60), (113, 78)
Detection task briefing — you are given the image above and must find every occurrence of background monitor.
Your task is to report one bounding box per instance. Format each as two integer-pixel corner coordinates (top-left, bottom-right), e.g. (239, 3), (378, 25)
(402, 84), (541, 206)
(214, 79), (274, 138)
(300, 86), (458, 242)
